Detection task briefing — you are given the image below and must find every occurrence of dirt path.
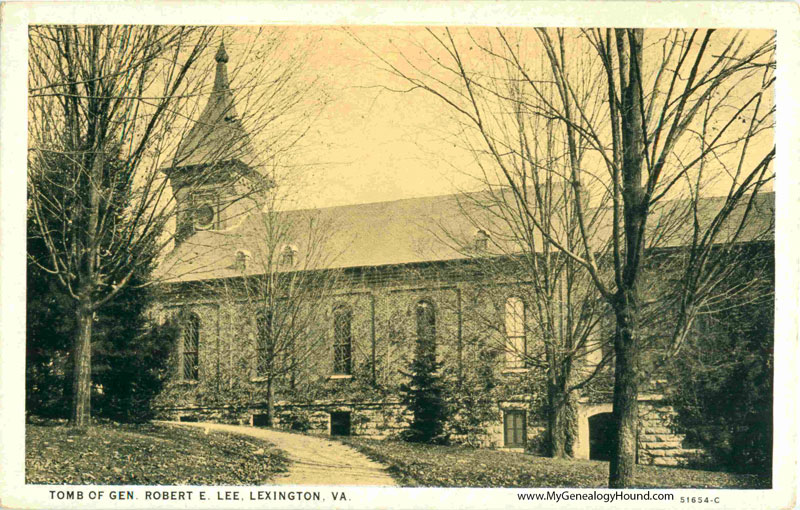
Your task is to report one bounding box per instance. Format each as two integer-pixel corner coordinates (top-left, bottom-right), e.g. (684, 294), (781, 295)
(160, 421), (397, 486)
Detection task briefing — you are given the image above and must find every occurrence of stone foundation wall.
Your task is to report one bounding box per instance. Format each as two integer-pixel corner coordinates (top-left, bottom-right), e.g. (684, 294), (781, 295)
(637, 402), (703, 467)
(274, 402), (413, 439)
(157, 398), (698, 466)
(156, 401), (413, 439)
(575, 398), (706, 467)
(156, 403), (251, 425)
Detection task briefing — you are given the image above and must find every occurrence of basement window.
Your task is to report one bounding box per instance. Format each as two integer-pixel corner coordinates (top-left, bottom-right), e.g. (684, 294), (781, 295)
(252, 414), (270, 427)
(503, 410), (527, 448)
(330, 411), (352, 436)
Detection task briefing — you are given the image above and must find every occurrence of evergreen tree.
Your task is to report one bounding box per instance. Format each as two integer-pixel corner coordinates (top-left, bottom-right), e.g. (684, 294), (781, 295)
(26, 228), (75, 419)
(27, 150), (173, 423)
(665, 246), (773, 474)
(90, 260), (175, 423)
(666, 296), (773, 473)
(27, 236), (174, 423)
(399, 301), (449, 444)
(443, 334), (498, 447)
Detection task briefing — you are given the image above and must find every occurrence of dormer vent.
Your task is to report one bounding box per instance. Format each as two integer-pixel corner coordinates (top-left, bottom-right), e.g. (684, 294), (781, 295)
(280, 245), (297, 267)
(235, 249), (251, 271)
(474, 229), (489, 251)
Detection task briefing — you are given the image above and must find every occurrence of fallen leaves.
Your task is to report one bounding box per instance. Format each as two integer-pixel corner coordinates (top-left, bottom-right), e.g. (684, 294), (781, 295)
(26, 422), (289, 485)
(341, 438), (769, 489)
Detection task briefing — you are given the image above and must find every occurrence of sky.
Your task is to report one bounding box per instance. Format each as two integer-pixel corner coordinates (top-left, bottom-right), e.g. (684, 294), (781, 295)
(211, 27), (775, 211)
(299, 28), (475, 209)
(222, 26), (493, 210)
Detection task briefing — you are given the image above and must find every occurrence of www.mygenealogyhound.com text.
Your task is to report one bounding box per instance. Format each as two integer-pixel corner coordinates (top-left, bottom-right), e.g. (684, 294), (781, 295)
(518, 491), (677, 504)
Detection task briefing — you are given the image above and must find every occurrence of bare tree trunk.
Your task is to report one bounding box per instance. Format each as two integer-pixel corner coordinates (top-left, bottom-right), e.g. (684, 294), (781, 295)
(547, 386), (570, 458)
(265, 376), (275, 427)
(70, 301), (93, 428)
(608, 28), (646, 488)
(70, 138), (102, 428)
(609, 294), (641, 488)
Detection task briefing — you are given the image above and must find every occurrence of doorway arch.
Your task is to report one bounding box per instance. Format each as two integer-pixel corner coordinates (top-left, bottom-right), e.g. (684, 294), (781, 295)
(574, 403), (613, 460)
(588, 412), (615, 461)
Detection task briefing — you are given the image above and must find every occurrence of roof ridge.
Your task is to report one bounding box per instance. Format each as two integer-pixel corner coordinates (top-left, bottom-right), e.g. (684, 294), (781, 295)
(159, 189), (773, 283)
(274, 188), (774, 215)
(274, 189), (480, 214)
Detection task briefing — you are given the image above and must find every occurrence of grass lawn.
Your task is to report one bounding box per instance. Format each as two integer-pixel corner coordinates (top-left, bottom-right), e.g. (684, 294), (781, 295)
(341, 438), (770, 489)
(26, 420), (289, 485)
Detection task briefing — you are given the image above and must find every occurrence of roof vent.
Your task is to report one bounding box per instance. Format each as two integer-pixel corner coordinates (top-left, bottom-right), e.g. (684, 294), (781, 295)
(474, 229), (489, 251)
(280, 245), (297, 267)
(235, 249), (251, 271)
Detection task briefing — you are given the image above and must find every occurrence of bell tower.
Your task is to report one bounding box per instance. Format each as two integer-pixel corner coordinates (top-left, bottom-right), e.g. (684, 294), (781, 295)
(165, 42), (269, 245)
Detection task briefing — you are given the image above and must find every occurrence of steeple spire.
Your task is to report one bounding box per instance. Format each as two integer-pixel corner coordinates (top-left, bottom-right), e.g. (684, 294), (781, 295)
(164, 41), (270, 245)
(213, 41), (231, 96)
(215, 41), (229, 63)
(172, 40), (248, 168)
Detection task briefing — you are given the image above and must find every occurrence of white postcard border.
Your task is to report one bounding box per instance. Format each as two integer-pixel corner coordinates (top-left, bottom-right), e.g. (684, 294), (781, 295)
(1, 2), (797, 509)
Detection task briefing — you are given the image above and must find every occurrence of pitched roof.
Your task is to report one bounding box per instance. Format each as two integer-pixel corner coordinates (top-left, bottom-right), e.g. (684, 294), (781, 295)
(155, 190), (774, 284)
(156, 193), (474, 283)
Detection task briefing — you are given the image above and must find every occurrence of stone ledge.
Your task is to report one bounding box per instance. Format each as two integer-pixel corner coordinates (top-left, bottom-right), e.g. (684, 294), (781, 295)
(643, 442), (683, 450)
(641, 424), (668, 431)
(652, 457), (680, 466)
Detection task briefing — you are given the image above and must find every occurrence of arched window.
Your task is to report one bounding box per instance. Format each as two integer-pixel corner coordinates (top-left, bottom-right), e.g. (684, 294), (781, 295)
(474, 229), (489, 250)
(256, 310), (272, 376)
(333, 307), (353, 375)
(504, 297), (526, 369)
(182, 313), (200, 380)
(415, 300), (436, 360)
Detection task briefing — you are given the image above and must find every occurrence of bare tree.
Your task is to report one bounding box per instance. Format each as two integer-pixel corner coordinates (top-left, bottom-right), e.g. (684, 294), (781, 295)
(352, 27), (774, 486)
(429, 97), (613, 457)
(27, 25), (321, 428)
(445, 202), (612, 457)
(208, 190), (344, 427)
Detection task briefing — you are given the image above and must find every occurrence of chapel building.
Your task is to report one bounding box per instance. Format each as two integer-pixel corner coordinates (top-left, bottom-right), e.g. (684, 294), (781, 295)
(152, 44), (774, 466)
